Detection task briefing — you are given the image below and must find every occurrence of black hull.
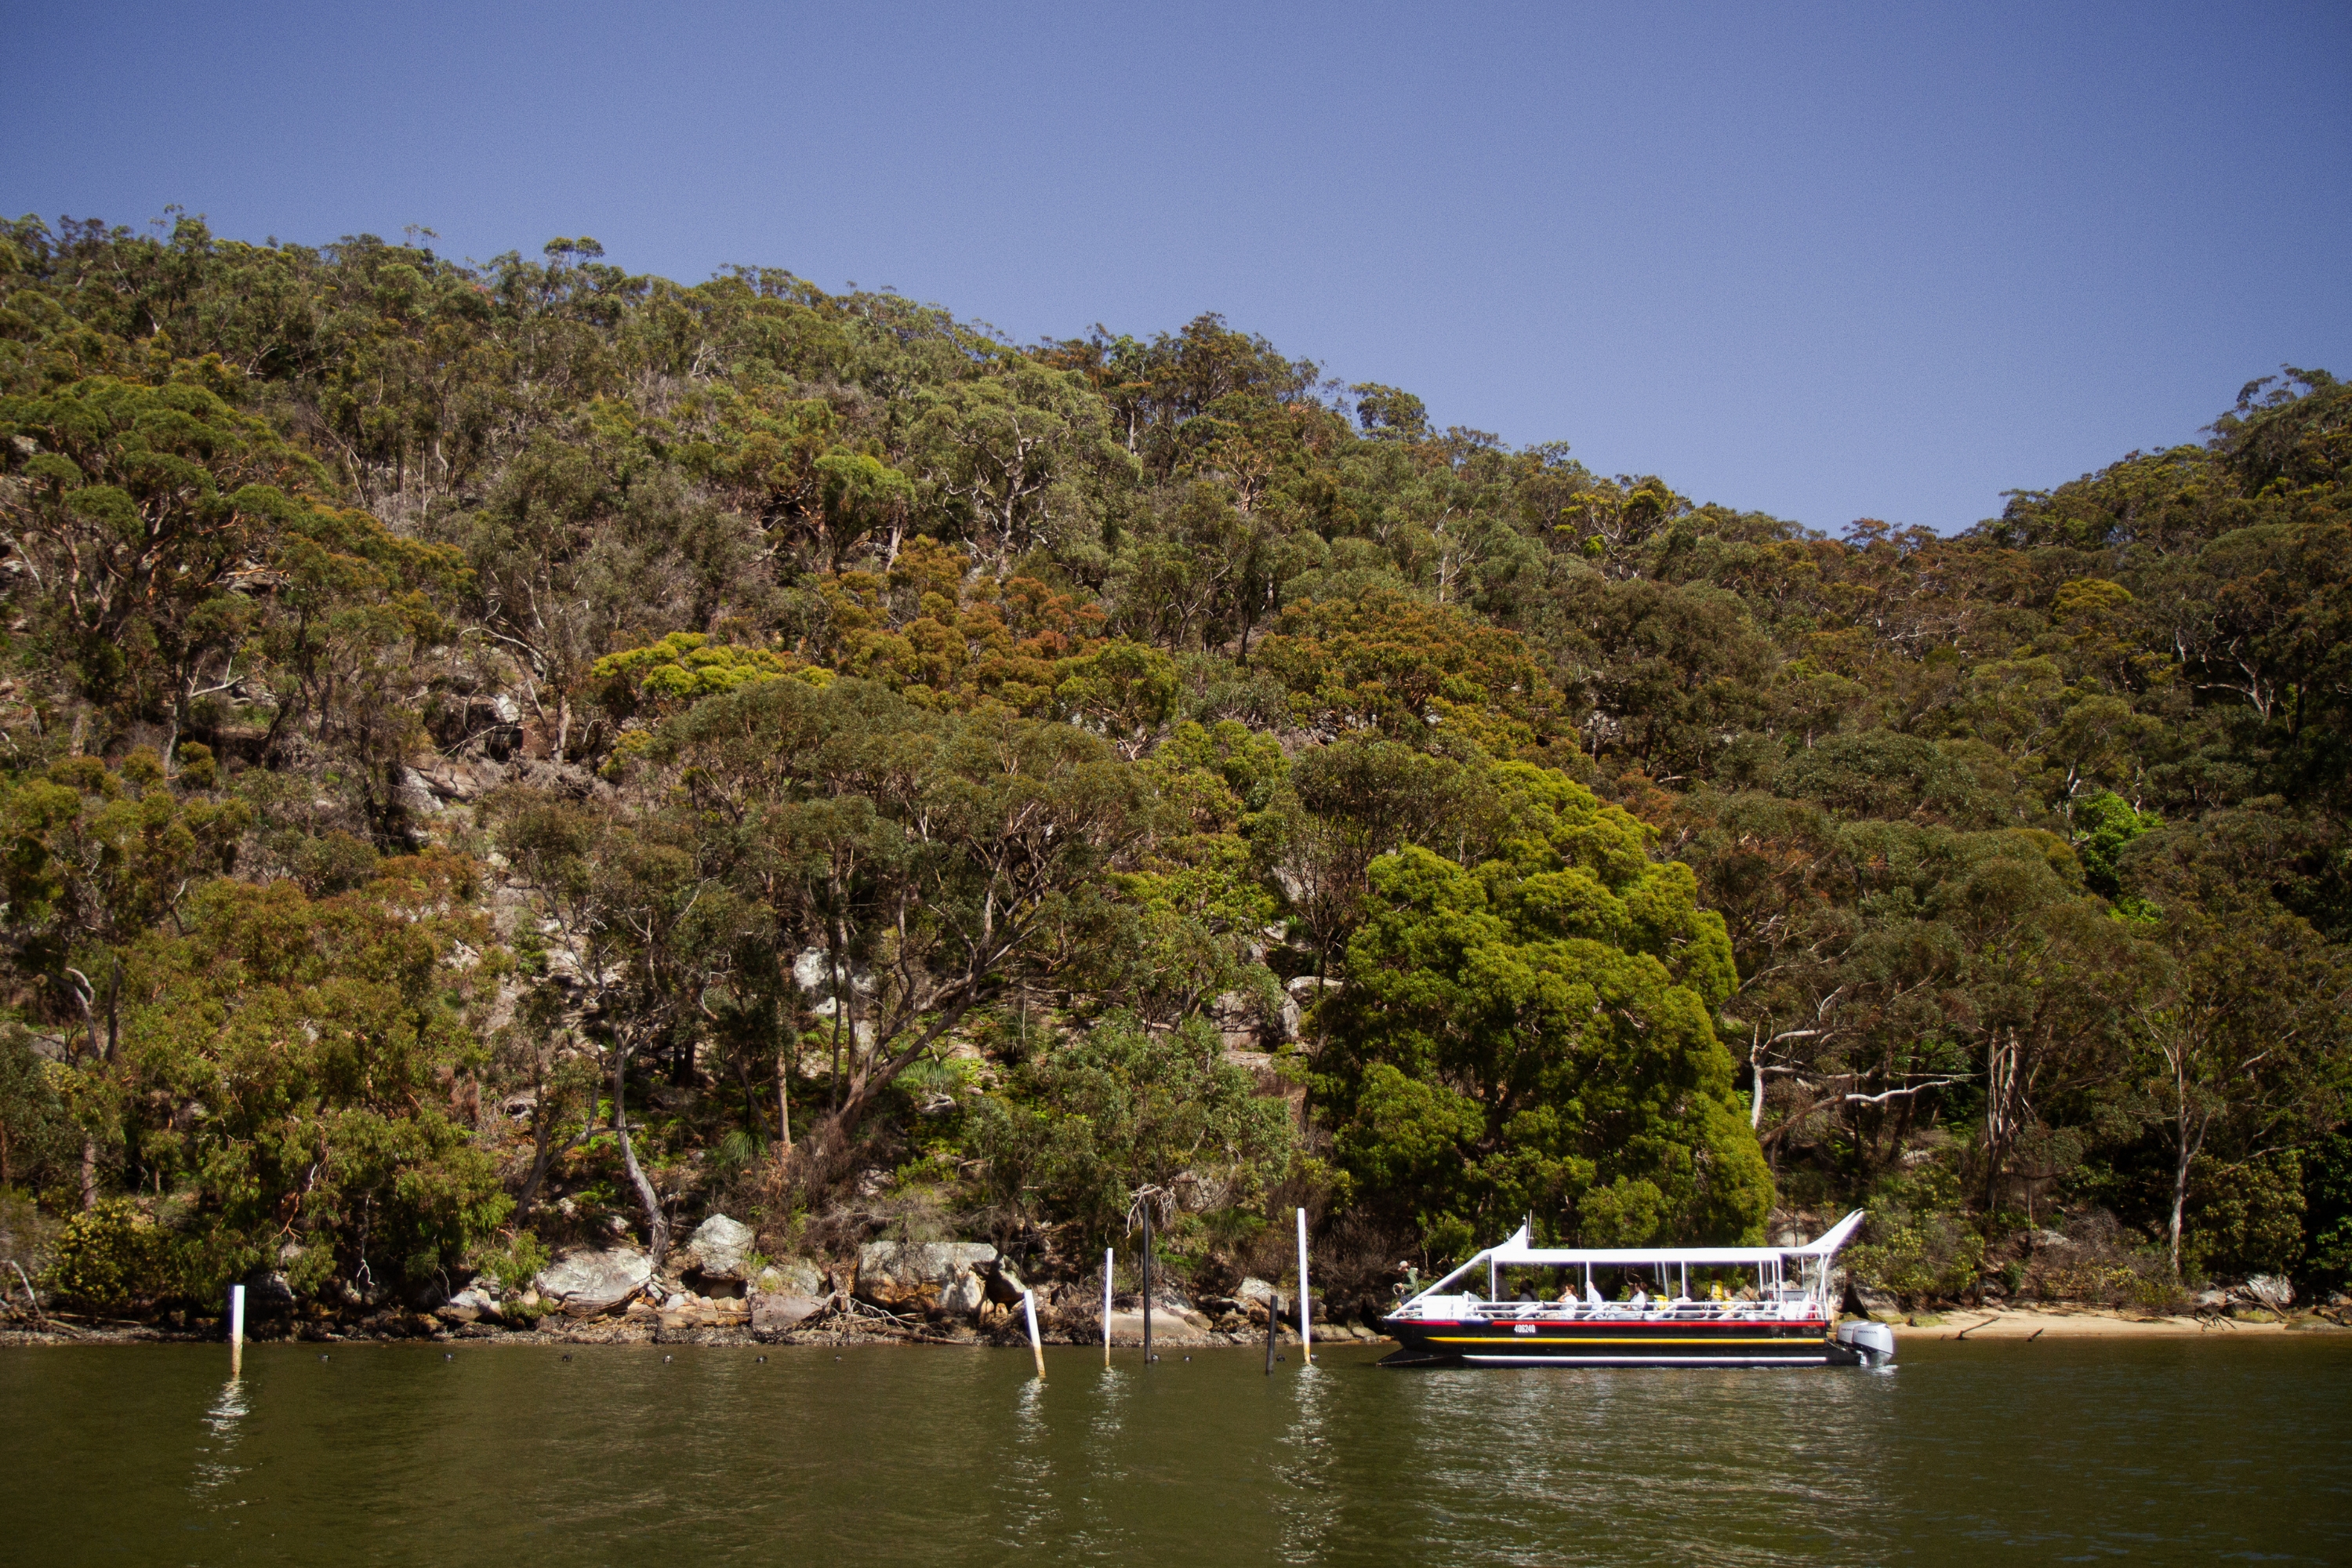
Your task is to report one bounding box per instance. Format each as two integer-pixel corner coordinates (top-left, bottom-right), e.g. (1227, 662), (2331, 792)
(1379, 1315), (1855, 1368)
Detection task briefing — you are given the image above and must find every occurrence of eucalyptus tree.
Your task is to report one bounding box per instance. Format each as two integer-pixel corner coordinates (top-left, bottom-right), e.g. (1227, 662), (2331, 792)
(652, 674), (1151, 1181)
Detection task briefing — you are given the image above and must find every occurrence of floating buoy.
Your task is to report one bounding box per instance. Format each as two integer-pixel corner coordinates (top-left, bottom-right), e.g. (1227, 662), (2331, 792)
(662, 1354), (673, 1363)
(561, 1353), (572, 1362)
(756, 1355), (767, 1363)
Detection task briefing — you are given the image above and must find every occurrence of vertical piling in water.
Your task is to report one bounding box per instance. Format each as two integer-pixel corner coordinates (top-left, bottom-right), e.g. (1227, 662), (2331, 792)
(229, 1283), (245, 1376)
(1102, 1247), (1113, 1367)
(1022, 1290), (1046, 1379)
(1265, 1289), (1279, 1373)
(1296, 1207), (1312, 1366)
(1141, 1206), (1154, 1363)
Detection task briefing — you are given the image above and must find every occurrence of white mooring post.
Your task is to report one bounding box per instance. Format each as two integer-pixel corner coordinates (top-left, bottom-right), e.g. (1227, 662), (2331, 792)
(1102, 1247), (1113, 1367)
(1022, 1289), (1046, 1379)
(229, 1282), (246, 1375)
(1296, 1207), (1312, 1366)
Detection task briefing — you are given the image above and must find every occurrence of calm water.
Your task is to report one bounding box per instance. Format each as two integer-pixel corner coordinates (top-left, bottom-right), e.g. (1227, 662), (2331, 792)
(2, 1337), (2346, 1566)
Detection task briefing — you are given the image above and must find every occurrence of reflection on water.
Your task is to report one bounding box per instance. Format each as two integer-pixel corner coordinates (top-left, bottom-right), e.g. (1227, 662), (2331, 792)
(1002, 1374), (1061, 1552)
(1277, 1363), (1338, 1561)
(188, 1376), (249, 1499)
(2, 1337), (2347, 1566)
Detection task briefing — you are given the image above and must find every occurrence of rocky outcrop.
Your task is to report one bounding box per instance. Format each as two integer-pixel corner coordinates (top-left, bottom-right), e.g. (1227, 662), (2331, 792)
(535, 1247), (655, 1317)
(435, 1286), (502, 1323)
(755, 1258), (827, 1298)
(1846, 1280), (1902, 1321)
(750, 1292), (829, 1333)
(855, 1241), (1018, 1315)
(657, 1288), (752, 1332)
(679, 1214), (756, 1283)
(1103, 1305), (1216, 1346)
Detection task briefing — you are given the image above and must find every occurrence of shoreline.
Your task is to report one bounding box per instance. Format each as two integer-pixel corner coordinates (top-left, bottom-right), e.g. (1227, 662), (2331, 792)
(9, 1304), (2350, 1348)
(1893, 1305), (2350, 1338)
(0, 1310), (1389, 1352)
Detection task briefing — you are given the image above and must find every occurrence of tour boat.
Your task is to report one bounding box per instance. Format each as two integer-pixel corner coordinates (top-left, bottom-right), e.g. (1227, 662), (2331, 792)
(1378, 1210), (1893, 1368)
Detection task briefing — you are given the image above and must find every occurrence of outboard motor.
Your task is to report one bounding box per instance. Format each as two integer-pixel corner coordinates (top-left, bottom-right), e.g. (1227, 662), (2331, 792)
(1837, 1320), (1896, 1367)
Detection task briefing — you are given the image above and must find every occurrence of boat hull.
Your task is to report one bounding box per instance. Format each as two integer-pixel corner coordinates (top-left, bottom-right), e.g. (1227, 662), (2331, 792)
(1378, 1314), (1857, 1368)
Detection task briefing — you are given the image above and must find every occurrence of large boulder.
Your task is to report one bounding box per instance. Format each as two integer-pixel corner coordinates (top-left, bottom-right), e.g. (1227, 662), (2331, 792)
(1103, 1307), (1216, 1347)
(435, 1286), (502, 1324)
(681, 1214), (756, 1282)
(755, 1257), (827, 1298)
(750, 1292), (829, 1333)
(855, 1241), (1014, 1315)
(535, 1247), (655, 1317)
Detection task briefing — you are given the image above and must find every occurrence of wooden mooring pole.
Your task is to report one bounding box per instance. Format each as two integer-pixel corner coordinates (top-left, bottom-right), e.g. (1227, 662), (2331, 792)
(1102, 1247), (1113, 1368)
(229, 1282), (245, 1376)
(1141, 1205), (1154, 1363)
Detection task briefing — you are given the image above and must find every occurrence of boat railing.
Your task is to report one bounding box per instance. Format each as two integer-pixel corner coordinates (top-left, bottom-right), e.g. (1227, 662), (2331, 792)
(1396, 1296), (1822, 1323)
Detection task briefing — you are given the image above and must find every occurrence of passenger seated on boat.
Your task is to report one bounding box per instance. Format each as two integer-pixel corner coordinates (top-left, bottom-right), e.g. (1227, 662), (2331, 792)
(1630, 1289), (1647, 1311)
(1585, 1282), (1606, 1309)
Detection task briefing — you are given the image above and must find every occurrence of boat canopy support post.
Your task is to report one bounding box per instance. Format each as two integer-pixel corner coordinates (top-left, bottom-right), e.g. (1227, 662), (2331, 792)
(1398, 1250), (1495, 1308)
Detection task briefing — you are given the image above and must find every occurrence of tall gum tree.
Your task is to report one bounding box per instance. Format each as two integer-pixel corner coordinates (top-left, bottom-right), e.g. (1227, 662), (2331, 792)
(1313, 762), (1769, 1260)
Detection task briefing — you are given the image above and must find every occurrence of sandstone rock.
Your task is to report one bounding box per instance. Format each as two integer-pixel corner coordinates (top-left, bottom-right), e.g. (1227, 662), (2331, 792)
(682, 1214), (756, 1281)
(535, 1247), (655, 1317)
(1236, 1276), (1278, 1308)
(436, 1286), (502, 1324)
(755, 1257), (826, 1298)
(750, 1292), (828, 1332)
(1103, 1307), (1215, 1347)
(1848, 1282), (1900, 1319)
(855, 1241), (1013, 1314)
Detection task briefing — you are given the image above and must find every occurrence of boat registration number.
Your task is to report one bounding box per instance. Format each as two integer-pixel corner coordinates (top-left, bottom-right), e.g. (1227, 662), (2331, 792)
(1513, 1324), (1537, 1335)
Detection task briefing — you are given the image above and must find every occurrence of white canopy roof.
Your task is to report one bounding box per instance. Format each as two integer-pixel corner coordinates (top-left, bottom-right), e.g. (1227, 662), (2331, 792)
(1477, 1210), (1866, 1269)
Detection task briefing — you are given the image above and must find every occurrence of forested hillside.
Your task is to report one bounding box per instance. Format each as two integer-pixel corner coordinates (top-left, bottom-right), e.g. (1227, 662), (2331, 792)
(2, 214), (2346, 1327)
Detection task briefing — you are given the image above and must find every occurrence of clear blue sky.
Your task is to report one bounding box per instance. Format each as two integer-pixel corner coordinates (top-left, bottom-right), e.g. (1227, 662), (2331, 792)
(5, 2), (2347, 533)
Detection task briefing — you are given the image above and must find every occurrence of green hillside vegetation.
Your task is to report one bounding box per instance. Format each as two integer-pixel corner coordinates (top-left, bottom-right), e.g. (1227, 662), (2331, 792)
(1, 213), (2346, 1327)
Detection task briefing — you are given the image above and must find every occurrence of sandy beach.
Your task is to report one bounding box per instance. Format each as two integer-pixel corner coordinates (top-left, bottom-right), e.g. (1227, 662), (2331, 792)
(1892, 1306), (2348, 1339)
